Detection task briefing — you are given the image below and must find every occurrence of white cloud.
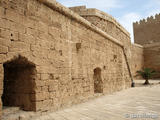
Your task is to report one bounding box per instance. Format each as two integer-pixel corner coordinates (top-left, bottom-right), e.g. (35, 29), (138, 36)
(146, 9), (160, 18)
(57, 0), (122, 12)
(117, 13), (142, 43)
(152, 0), (160, 5)
(144, 0), (160, 17)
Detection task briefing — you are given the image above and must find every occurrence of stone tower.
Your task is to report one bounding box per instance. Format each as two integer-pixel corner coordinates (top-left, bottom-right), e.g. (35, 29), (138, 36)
(133, 13), (160, 78)
(133, 13), (160, 45)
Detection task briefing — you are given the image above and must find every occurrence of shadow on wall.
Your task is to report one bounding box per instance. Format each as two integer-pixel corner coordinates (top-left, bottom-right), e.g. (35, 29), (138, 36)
(93, 67), (103, 93)
(2, 55), (36, 111)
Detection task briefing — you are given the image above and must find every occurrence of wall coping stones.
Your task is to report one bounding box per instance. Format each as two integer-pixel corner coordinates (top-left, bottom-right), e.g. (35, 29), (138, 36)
(132, 43), (143, 48)
(70, 6), (130, 37)
(143, 42), (160, 48)
(38, 0), (124, 47)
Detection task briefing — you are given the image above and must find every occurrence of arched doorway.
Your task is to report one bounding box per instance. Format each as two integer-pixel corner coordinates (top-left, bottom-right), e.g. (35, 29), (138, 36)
(93, 67), (103, 93)
(2, 55), (36, 111)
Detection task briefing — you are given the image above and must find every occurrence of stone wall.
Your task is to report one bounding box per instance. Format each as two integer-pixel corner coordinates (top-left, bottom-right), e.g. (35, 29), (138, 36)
(0, 0), (131, 118)
(131, 44), (144, 79)
(70, 6), (133, 79)
(70, 6), (131, 47)
(144, 43), (160, 78)
(133, 14), (160, 79)
(133, 14), (160, 45)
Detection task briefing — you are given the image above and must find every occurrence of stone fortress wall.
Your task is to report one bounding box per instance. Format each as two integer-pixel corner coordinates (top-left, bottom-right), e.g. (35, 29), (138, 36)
(0, 0), (134, 118)
(69, 6), (131, 46)
(2, 0), (159, 119)
(133, 14), (160, 78)
(130, 44), (144, 78)
(69, 6), (144, 80)
(143, 43), (160, 78)
(133, 14), (160, 45)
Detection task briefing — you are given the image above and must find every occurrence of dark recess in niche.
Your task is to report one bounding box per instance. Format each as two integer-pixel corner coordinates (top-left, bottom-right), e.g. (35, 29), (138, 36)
(114, 55), (117, 59)
(103, 66), (106, 70)
(76, 43), (81, 51)
(59, 50), (63, 56)
(10, 33), (14, 41)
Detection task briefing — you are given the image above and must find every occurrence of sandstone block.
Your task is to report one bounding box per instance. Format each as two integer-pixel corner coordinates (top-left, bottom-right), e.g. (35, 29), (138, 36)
(0, 76), (3, 91)
(26, 27), (38, 37)
(42, 86), (48, 92)
(6, 9), (20, 23)
(0, 64), (3, 73)
(48, 26), (61, 38)
(10, 21), (26, 34)
(49, 92), (56, 99)
(42, 99), (53, 109)
(0, 54), (6, 63)
(19, 33), (35, 44)
(38, 31), (49, 40)
(34, 101), (43, 111)
(0, 18), (7, 29)
(24, 18), (37, 28)
(35, 80), (45, 87)
(33, 92), (50, 101)
(37, 21), (48, 33)
(0, 7), (5, 18)
(45, 80), (55, 86)
(51, 21), (62, 30)
(37, 66), (56, 74)
(0, 45), (8, 53)
(0, 29), (10, 39)
(9, 41), (30, 52)
(0, 37), (11, 47)
(35, 92), (45, 101)
(49, 83), (59, 92)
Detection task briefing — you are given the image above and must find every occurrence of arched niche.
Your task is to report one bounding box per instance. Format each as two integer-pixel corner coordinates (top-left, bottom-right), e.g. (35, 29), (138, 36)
(2, 55), (36, 111)
(93, 67), (103, 93)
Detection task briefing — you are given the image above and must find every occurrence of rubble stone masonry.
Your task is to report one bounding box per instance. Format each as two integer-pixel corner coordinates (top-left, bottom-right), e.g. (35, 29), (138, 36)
(0, 0), (142, 118)
(133, 15), (160, 78)
(133, 14), (160, 45)
(144, 43), (160, 78)
(131, 44), (144, 79)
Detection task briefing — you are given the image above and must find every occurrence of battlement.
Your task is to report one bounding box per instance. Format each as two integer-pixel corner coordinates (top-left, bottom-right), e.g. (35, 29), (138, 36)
(133, 13), (160, 45)
(133, 13), (160, 27)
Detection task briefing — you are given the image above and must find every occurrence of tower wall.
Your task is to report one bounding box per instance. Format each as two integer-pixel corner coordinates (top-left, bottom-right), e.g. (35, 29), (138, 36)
(133, 14), (160, 45)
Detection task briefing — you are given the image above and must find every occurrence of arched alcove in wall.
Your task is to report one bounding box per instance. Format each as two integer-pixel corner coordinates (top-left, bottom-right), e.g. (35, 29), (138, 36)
(93, 67), (103, 93)
(2, 55), (36, 111)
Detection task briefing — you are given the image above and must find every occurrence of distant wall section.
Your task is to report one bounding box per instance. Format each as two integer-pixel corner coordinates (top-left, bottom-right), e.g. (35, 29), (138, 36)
(133, 14), (160, 45)
(70, 6), (133, 80)
(144, 43), (160, 78)
(131, 44), (144, 79)
(70, 6), (131, 47)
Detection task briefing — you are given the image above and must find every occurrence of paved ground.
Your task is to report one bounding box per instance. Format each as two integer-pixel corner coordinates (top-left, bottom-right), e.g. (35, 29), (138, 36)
(31, 80), (160, 120)
(2, 80), (160, 120)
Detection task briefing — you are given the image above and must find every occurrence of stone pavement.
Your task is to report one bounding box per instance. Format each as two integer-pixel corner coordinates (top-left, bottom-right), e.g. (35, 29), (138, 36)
(30, 80), (160, 120)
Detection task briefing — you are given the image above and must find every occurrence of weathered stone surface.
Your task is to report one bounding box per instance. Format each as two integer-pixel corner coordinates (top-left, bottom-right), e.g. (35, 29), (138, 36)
(0, 45), (8, 53)
(133, 14), (160, 45)
(144, 43), (160, 78)
(9, 42), (30, 52)
(0, 0), (143, 118)
(133, 16), (160, 78)
(0, 54), (6, 64)
(131, 44), (144, 79)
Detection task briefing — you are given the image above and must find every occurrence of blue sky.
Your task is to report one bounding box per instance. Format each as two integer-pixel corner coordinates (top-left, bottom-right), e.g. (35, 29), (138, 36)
(56, 0), (160, 42)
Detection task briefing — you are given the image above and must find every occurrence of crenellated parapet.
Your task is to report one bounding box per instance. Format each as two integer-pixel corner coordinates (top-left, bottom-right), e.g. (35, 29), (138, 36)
(133, 13), (160, 45)
(133, 13), (160, 27)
